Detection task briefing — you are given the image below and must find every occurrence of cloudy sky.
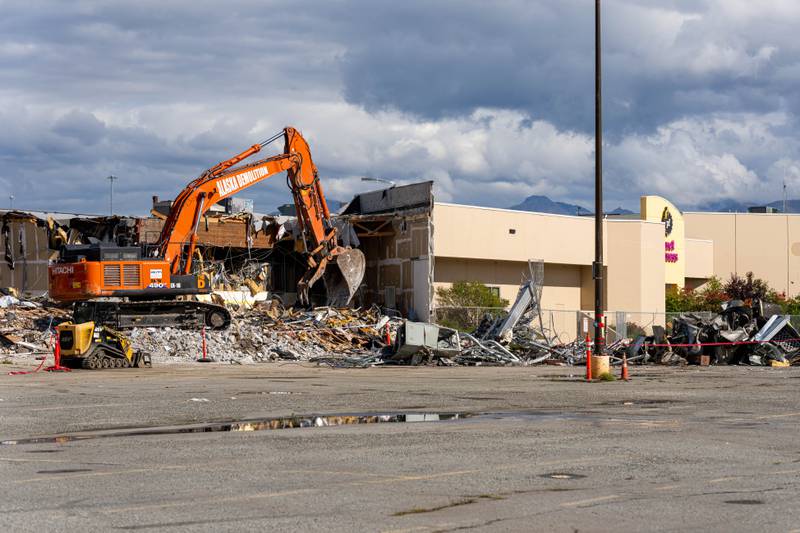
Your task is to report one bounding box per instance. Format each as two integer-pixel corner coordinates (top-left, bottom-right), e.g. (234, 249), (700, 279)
(1, 0), (799, 215)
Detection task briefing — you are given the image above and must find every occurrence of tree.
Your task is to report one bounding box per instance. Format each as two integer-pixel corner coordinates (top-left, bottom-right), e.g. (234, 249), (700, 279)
(436, 281), (509, 309)
(435, 281), (509, 331)
(723, 272), (771, 302)
(665, 277), (728, 312)
(665, 273), (790, 313)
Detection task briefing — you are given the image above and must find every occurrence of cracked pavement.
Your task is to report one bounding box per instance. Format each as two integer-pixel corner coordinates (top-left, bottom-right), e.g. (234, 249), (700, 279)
(1, 364), (799, 531)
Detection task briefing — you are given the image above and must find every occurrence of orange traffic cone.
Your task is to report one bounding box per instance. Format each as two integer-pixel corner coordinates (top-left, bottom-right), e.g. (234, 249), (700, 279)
(621, 351), (629, 381)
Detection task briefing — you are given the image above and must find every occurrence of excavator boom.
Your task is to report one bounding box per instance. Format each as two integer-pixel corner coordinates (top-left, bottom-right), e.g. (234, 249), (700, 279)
(48, 126), (365, 330)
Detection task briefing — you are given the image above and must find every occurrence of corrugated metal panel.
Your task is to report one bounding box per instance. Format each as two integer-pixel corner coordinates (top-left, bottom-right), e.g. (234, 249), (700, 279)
(103, 264), (121, 286)
(122, 264), (140, 287)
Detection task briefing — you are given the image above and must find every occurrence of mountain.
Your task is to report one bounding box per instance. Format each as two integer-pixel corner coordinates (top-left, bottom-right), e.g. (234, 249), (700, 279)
(508, 195), (636, 216)
(509, 194), (800, 216)
(690, 199), (800, 213)
(508, 195), (591, 216)
(766, 200), (800, 213)
(690, 199), (750, 212)
(607, 206), (635, 215)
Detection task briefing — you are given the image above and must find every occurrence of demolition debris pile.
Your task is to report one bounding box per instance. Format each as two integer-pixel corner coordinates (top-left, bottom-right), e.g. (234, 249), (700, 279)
(0, 296), (69, 356)
(3, 282), (800, 368)
(626, 299), (800, 367)
(128, 305), (397, 364)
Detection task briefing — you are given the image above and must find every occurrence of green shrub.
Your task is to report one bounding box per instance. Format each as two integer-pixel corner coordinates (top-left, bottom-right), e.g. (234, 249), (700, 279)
(435, 281), (509, 331)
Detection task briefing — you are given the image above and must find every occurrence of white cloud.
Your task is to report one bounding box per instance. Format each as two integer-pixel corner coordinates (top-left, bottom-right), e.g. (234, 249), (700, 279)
(1, 1), (800, 213)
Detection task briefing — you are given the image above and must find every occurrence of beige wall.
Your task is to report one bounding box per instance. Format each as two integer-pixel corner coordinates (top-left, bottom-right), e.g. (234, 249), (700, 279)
(684, 238), (714, 279)
(433, 203), (601, 266)
(605, 220), (665, 313)
(433, 203), (668, 314)
(432, 258), (583, 311)
(684, 212), (800, 296)
(433, 258), (584, 339)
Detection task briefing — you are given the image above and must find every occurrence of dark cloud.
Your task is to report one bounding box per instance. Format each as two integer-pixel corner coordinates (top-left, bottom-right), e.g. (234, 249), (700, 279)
(0, 1), (799, 214)
(334, 1), (800, 138)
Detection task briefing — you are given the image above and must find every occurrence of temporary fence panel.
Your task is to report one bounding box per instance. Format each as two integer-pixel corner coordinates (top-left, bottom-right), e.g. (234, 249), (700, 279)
(433, 307), (690, 343)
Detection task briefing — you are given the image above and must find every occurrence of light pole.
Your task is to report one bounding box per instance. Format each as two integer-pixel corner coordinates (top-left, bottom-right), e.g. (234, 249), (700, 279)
(593, 0), (605, 357)
(107, 175), (118, 215)
(361, 177), (396, 188)
(8, 195), (13, 210)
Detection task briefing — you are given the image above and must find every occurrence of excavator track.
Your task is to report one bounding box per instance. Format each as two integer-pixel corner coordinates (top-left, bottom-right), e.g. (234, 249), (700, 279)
(63, 345), (152, 370)
(74, 300), (231, 331)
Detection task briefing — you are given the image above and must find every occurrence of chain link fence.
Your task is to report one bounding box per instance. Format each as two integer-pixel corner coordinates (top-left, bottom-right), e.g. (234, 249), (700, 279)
(433, 306), (800, 344)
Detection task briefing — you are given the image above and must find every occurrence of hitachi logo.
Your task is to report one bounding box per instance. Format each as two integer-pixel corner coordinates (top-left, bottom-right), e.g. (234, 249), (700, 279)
(51, 265), (74, 275)
(216, 168), (269, 197)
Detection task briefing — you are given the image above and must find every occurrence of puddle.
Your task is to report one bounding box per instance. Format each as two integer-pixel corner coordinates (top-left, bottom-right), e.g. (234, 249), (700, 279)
(26, 449), (64, 454)
(1, 412), (472, 445)
(37, 469), (92, 474)
(541, 472), (587, 480)
(1, 409), (618, 446)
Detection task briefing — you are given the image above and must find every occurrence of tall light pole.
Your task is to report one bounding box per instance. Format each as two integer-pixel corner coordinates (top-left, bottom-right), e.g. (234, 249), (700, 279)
(107, 175), (118, 215)
(8, 195), (13, 210)
(593, 0), (605, 357)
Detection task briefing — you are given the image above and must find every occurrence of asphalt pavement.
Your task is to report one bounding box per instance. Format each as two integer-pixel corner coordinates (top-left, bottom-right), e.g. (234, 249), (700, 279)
(1, 363), (799, 532)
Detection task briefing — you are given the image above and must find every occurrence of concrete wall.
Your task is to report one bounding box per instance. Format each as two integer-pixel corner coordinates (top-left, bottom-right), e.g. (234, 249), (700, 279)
(685, 238), (714, 279)
(358, 214), (431, 320)
(0, 217), (52, 295)
(684, 212), (800, 296)
(432, 258), (583, 311)
(433, 203), (600, 266)
(605, 220), (665, 314)
(432, 258), (584, 340)
(432, 204), (667, 314)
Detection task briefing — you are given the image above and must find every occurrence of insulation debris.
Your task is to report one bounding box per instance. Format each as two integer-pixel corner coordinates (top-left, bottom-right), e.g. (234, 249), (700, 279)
(128, 305), (402, 364)
(0, 295), (70, 356)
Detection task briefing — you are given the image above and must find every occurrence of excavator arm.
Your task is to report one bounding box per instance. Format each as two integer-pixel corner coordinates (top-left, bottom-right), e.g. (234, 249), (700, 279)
(156, 127), (364, 306)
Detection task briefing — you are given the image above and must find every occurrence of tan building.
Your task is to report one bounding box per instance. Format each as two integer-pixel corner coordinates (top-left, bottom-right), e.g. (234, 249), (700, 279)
(684, 211), (800, 296)
(432, 202), (672, 317)
(6, 181), (785, 338)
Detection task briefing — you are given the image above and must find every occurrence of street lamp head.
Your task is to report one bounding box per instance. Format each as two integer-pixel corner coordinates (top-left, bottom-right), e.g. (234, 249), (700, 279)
(361, 177), (396, 187)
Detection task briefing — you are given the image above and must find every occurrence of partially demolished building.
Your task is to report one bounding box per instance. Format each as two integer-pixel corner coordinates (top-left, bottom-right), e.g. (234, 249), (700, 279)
(0, 182), (436, 319)
(5, 185), (797, 333)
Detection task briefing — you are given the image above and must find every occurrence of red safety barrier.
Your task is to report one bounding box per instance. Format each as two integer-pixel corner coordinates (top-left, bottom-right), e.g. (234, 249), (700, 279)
(9, 330), (70, 375)
(585, 332), (592, 381)
(44, 330), (70, 372)
(640, 338), (800, 348)
(8, 355), (48, 376)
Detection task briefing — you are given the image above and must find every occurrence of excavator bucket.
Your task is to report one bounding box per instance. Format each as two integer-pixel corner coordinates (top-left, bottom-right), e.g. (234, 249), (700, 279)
(323, 248), (366, 306)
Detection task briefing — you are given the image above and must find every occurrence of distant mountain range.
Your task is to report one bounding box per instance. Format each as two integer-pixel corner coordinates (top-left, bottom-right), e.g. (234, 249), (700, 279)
(508, 195), (633, 216)
(691, 199), (800, 213)
(508, 194), (800, 216)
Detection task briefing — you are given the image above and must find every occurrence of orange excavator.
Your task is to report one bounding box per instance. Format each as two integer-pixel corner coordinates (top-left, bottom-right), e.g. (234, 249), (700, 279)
(48, 127), (365, 330)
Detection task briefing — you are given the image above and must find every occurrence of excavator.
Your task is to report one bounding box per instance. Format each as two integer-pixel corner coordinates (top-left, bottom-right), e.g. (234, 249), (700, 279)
(48, 126), (366, 331)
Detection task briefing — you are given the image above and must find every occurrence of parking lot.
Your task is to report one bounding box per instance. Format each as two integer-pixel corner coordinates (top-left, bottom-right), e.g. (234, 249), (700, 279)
(2, 364), (800, 532)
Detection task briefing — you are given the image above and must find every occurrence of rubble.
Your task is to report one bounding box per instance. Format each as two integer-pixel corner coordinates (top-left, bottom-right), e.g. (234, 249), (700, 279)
(128, 305), (399, 364)
(0, 296), (70, 357)
(3, 274), (799, 369)
(626, 299), (800, 367)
